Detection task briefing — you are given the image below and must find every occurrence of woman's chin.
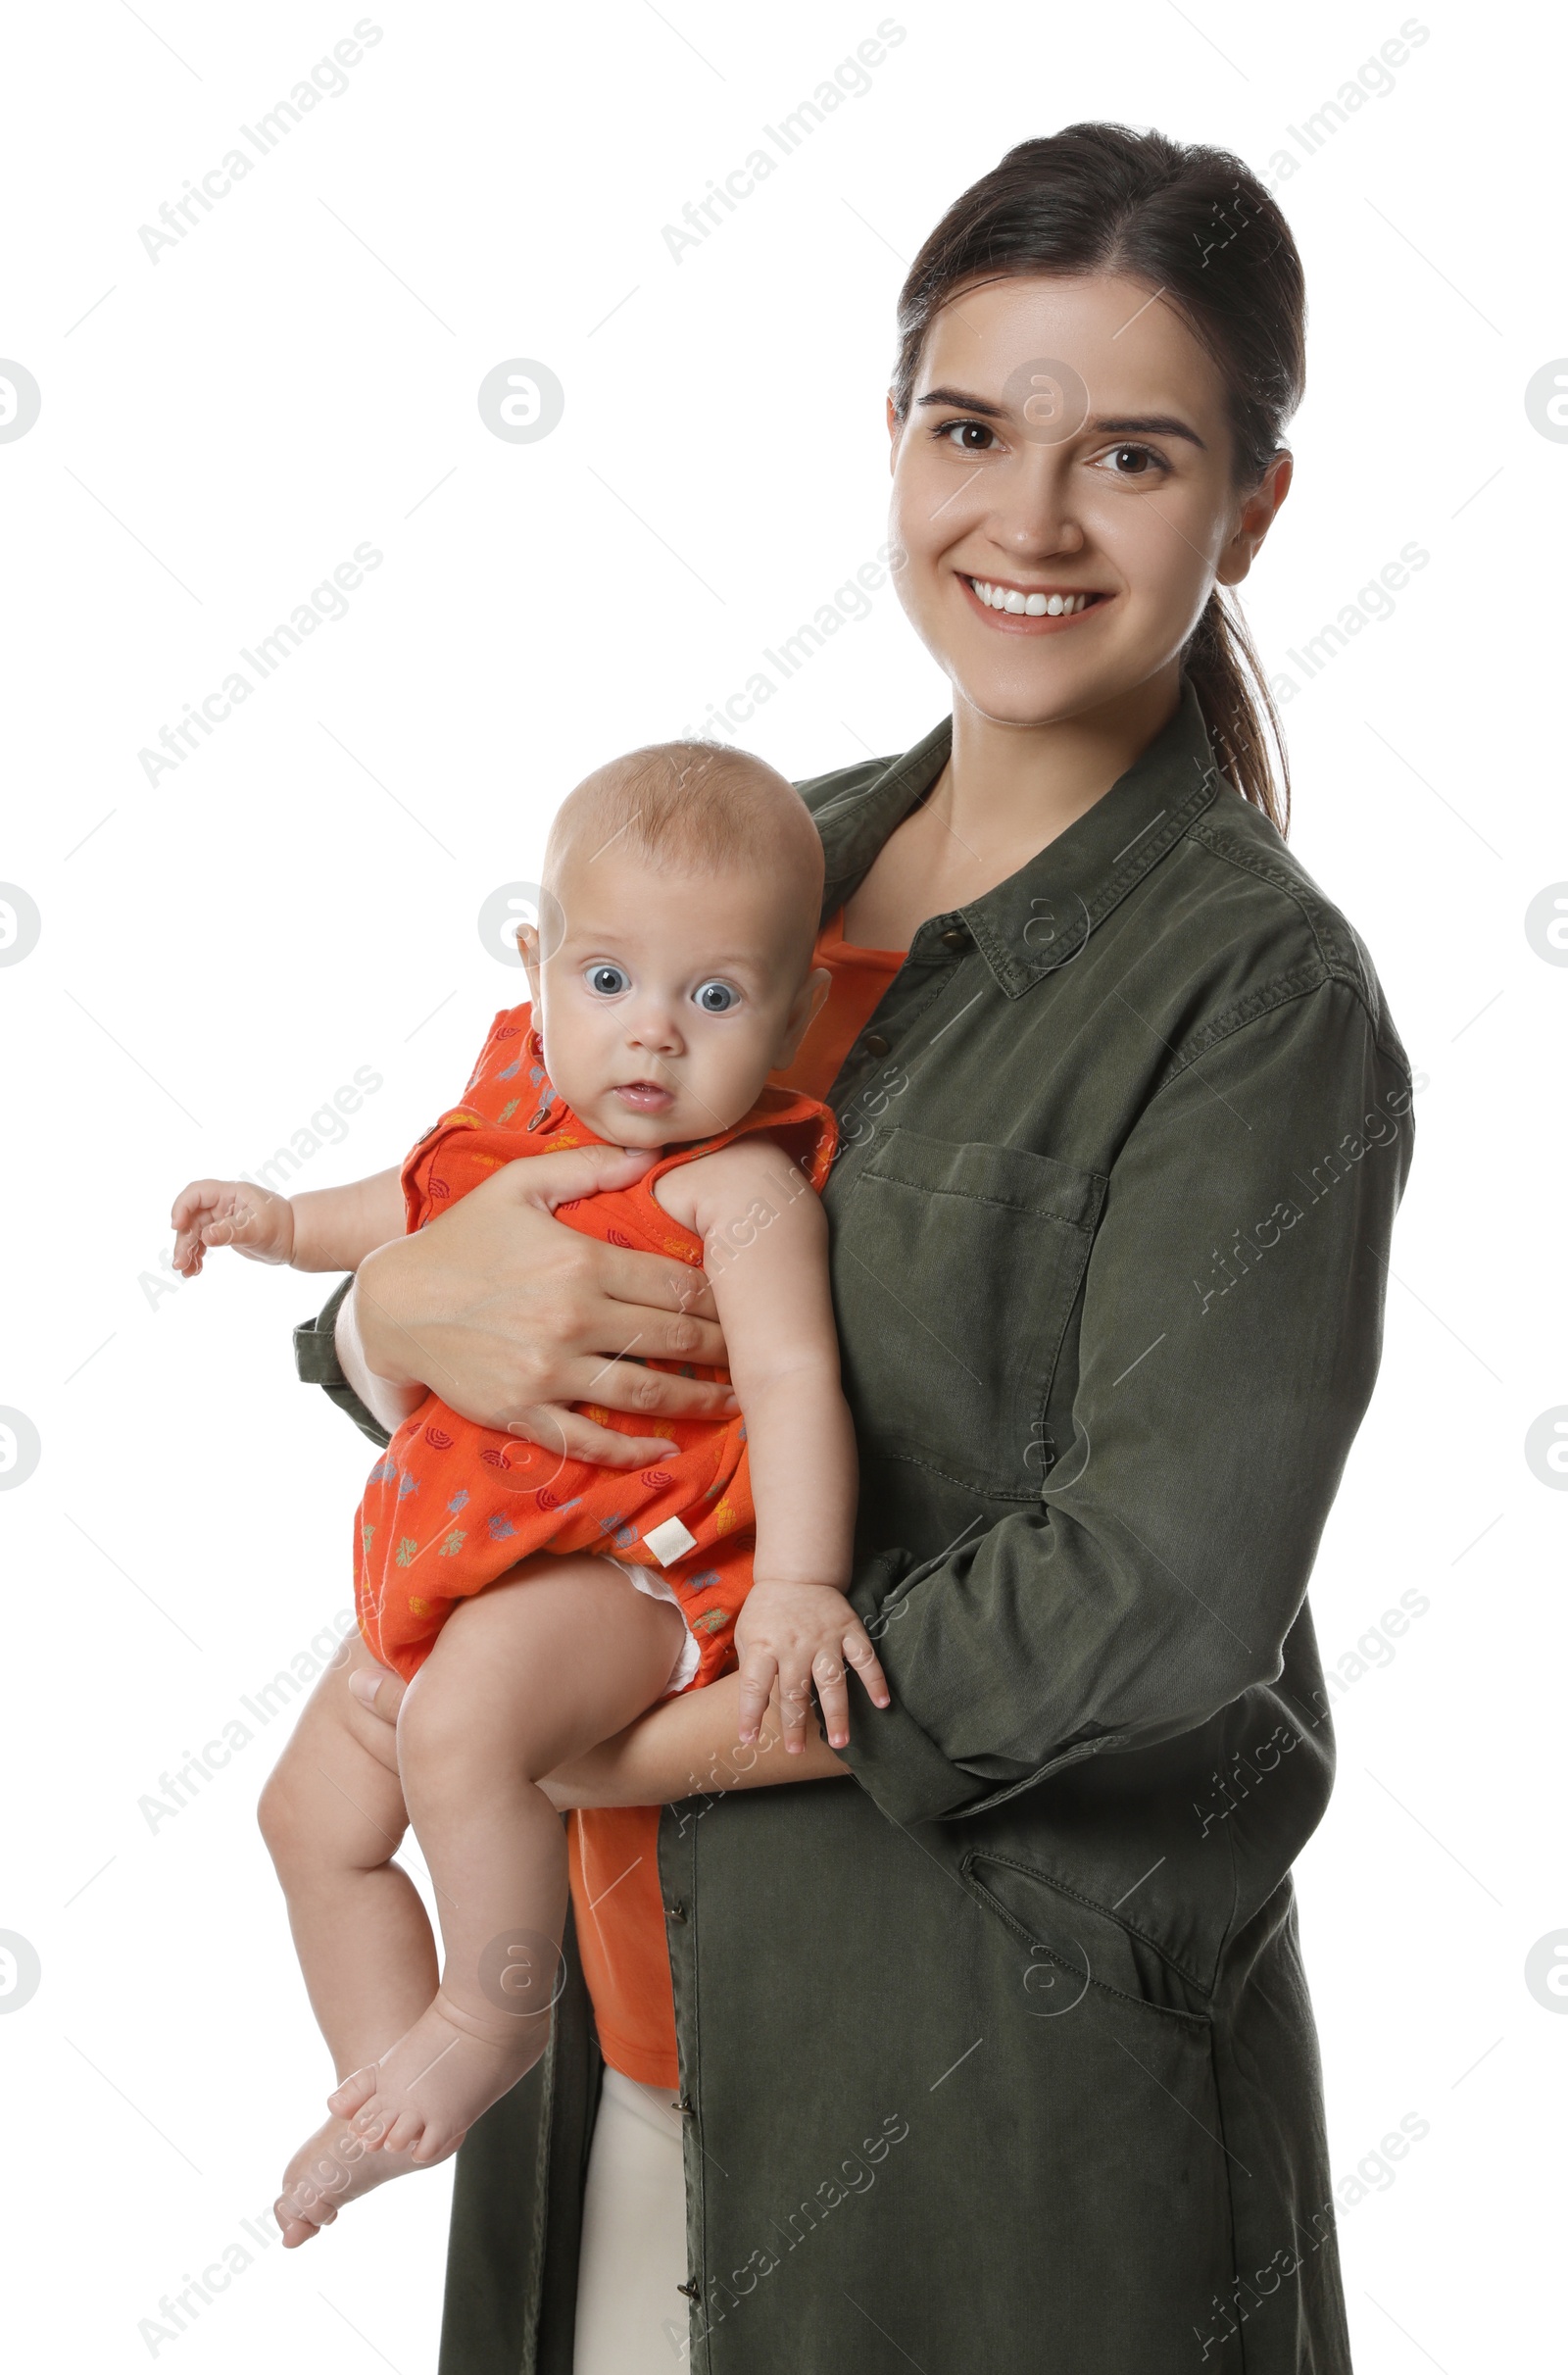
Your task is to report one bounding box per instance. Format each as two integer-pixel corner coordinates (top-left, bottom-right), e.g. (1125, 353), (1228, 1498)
(949, 662), (1110, 732)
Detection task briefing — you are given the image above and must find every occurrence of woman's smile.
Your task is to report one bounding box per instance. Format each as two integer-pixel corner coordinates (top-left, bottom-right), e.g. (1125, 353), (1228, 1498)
(958, 573), (1109, 632)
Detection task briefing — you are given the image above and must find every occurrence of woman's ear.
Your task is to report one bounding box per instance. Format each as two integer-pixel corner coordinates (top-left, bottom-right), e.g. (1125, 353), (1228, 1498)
(777, 965), (832, 1067)
(1216, 448), (1294, 589)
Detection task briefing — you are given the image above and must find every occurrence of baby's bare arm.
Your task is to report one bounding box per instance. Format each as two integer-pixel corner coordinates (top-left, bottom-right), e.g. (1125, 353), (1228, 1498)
(290, 1169), (409, 1271)
(659, 1140), (854, 1583)
(656, 1140), (886, 1749)
(172, 1165), (406, 1278)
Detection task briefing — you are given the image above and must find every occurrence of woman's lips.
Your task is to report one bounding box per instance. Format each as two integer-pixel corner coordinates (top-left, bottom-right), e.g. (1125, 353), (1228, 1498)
(957, 574), (1110, 635)
(612, 1081), (674, 1112)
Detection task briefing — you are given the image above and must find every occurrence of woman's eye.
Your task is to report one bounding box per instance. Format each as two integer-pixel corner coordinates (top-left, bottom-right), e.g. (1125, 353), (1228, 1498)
(1099, 442), (1166, 478)
(939, 420), (997, 454)
(587, 964), (628, 996)
(694, 979), (739, 1014)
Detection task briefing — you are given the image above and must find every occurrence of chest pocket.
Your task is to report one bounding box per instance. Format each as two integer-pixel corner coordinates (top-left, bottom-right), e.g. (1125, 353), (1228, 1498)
(831, 1128), (1105, 1497)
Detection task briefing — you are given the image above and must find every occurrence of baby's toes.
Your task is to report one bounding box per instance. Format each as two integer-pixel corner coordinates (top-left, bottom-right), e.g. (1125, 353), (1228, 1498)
(327, 2065), (379, 2120)
(275, 2197), (330, 2249)
(410, 2115), (467, 2167)
(378, 2104), (427, 2156)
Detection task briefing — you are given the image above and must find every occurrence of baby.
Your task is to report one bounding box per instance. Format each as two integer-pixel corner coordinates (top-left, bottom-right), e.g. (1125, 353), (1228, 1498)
(170, 742), (888, 2245)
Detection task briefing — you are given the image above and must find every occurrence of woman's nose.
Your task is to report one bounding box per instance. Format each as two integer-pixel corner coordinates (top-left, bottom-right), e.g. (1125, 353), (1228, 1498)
(990, 454), (1087, 559)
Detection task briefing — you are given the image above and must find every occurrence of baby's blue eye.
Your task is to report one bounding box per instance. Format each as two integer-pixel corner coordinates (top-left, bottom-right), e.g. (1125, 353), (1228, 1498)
(694, 979), (739, 1014)
(587, 964), (628, 996)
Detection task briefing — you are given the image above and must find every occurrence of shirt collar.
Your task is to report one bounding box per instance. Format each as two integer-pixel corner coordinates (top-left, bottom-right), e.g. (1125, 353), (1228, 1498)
(814, 677), (1226, 998)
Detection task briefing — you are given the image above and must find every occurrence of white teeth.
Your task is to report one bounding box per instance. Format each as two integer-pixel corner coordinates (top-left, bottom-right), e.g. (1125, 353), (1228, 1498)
(969, 579), (1092, 617)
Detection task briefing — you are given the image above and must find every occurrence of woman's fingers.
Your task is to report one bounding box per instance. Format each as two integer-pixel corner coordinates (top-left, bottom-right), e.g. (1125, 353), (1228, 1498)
(348, 1662), (405, 1726)
(502, 1405), (680, 1466)
(563, 1363), (739, 1428)
(594, 1238), (722, 1334)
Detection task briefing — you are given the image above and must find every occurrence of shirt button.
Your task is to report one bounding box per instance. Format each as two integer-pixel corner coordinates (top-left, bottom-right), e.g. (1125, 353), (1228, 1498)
(665, 1900), (688, 1923)
(677, 2279), (700, 2300)
(863, 1032), (890, 1057)
(940, 926), (968, 950)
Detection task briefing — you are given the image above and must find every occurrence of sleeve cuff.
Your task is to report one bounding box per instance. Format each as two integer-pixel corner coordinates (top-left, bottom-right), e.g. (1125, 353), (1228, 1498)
(835, 1553), (992, 1826)
(293, 1275), (393, 1450)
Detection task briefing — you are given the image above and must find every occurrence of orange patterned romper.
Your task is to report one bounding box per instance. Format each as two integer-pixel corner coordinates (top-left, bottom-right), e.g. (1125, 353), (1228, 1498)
(353, 1006), (837, 1689)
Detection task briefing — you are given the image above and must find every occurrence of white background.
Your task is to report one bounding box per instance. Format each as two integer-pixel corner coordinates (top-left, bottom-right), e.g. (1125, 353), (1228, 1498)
(1, 2), (1562, 2368)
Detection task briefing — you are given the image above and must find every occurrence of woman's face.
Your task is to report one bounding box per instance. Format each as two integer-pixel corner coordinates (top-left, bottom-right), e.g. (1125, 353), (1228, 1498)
(888, 272), (1290, 727)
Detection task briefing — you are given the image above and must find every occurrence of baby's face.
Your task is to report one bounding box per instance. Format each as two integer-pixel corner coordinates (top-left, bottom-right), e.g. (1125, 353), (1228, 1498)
(521, 845), (826, 1147)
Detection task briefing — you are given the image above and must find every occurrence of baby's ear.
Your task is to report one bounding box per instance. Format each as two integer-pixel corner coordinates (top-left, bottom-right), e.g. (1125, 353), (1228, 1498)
(514, 920), (542, 1007)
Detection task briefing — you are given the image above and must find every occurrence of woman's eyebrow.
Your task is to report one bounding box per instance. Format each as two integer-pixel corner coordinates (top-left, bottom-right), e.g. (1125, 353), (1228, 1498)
(1090, 413), (1207, 451)
(916, 385), (1207, 450)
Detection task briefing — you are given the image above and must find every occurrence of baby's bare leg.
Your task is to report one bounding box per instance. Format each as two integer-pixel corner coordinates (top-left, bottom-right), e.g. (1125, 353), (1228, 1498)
(257, 1631), (444, 2245)
(331, 1553), (684, 2169)
(258, 1631), (437, 2077)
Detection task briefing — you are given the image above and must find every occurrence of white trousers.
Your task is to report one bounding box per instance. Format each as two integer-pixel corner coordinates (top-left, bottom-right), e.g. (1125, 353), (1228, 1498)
(572, 2066), (690, 2372)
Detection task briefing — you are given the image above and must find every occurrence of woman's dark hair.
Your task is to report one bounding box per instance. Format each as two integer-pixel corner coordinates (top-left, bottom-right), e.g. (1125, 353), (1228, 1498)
(893, 124), (1304, 835)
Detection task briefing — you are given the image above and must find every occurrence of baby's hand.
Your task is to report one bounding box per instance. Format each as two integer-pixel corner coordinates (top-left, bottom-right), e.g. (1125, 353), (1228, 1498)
(171, 1178), (296, 1276)
(734, 1580), (889, 1755)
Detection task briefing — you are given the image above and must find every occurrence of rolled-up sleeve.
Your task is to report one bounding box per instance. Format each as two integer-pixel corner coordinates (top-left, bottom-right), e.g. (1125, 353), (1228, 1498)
(293, 1273), (392, 1450)
(839, 979), (1415, 1826)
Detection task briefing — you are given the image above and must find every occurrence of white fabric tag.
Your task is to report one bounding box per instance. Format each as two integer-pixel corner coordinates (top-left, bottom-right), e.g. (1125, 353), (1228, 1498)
(642, 1515), (698, 1566)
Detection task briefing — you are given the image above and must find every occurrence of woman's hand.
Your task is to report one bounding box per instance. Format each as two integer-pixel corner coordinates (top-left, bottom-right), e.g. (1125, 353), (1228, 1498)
(346, 1658), (852, 1803)
(345, 1144), (735, 1467)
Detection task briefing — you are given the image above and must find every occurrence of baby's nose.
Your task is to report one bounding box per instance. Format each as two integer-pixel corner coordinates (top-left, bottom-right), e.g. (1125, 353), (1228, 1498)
(625, 998), (684, 1054)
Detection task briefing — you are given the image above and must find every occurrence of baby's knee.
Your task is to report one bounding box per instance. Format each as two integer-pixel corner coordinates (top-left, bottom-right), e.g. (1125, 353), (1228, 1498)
(396, 1663), (538, 1805)
(396, 1668), (476, 1792)
(256, 1754), (317, 1871)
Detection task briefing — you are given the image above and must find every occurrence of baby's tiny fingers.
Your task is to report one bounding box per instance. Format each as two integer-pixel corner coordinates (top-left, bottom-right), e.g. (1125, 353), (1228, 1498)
(812, 1650), (852, 1751)
(777, 1667), (813, 1755)
(845, 1628), (891, 1709)
(735, 1656), (778, 1748)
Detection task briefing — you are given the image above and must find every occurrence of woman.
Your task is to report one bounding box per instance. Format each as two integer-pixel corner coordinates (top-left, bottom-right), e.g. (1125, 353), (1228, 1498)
(294, 125), (1413, 2370)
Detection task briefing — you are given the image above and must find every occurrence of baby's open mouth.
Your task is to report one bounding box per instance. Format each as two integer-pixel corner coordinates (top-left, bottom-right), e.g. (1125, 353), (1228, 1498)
(613, 1080), (673, 1109)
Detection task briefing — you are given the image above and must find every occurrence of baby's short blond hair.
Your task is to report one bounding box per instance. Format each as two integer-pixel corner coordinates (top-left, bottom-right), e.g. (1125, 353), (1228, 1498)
(544, 741), (825, 966)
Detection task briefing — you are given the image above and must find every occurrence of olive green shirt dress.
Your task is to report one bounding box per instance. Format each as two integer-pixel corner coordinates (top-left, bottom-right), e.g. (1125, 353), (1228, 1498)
(295, 677), (1413, 2372)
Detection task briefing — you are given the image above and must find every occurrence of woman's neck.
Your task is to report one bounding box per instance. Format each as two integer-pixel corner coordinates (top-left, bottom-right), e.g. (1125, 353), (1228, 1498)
(942, 665), (1182, 863)
(843, 663), (1182, 952)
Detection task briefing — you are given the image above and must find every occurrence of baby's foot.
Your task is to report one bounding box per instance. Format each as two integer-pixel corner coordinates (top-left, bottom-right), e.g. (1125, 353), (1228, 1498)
(326, 1989), (546, 2167)
(273, 2109), (449, 2249)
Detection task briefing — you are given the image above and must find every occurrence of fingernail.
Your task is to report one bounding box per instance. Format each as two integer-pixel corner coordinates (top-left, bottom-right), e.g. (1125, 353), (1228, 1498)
(347, 1670), (380, 1708)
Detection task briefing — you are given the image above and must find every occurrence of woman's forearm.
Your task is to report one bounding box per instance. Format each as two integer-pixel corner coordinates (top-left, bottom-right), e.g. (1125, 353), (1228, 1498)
(333, 1273), (426, 1435)
(545, 1669), (852, 1809)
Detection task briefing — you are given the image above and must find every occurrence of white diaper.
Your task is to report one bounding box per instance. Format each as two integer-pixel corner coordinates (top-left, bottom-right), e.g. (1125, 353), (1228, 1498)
(604, 1557), (701, 1697)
